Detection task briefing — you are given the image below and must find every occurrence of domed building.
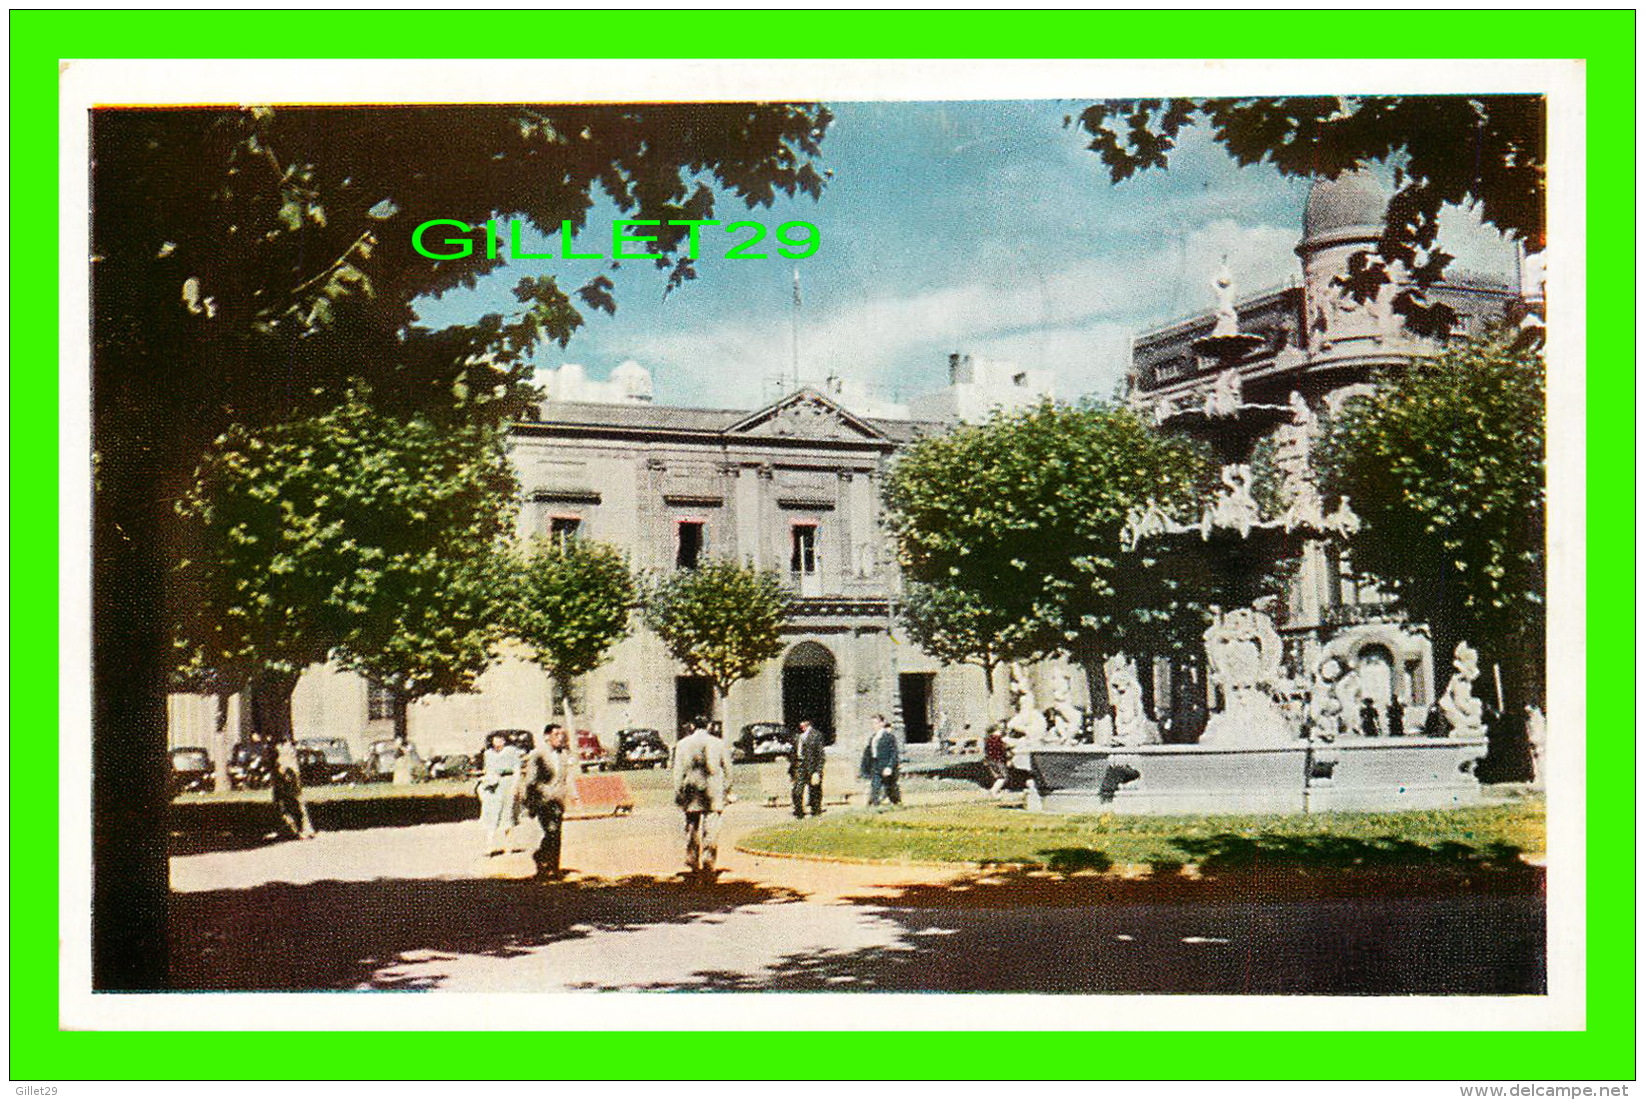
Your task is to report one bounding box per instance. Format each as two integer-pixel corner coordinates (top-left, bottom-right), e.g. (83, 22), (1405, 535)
(1125, 170), (1532, 738)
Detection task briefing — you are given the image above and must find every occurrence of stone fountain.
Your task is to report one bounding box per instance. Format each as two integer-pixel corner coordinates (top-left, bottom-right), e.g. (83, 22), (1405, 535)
(1020, 268), (1489, 814)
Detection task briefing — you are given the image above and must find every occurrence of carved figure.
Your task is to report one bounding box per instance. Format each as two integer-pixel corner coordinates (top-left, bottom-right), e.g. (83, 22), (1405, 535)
(1199, 606), (1293, 745)
(1048, 670), (1085, 742)
(1004, 663), (1048, 745)
(1204, 368), (1243, 418)
(1525, 704), (1546, 786)
(1324, 495), (1362, 537)
(1211, 261), (1240, 337)
(1105, 654), (1160, 746)
(1437, 642), (1487, 737)
(1122, 497), (1174, 552)
(1307, 657), (1347, 739)
(1208, 464), (1261, 538)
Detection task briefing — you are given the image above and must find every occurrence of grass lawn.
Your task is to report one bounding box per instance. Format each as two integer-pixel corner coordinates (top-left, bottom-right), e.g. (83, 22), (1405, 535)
(738, 795), (1546, 873)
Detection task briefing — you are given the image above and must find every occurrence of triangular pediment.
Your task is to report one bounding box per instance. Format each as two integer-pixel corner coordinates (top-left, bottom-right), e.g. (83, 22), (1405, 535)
(726, 388), (890, 443)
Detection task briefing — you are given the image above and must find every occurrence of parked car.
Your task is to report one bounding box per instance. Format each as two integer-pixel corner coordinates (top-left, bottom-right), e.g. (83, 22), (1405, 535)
(734, 722), (796, 763)
(428, 753), (479, 780)
(363, 738), (429, 782)
(169, 746), (216, 796)
(612, 728), (669, 770)
(574, 729), (607, 771)
(227, 740), (274, 790)
(297, 737), (358, 785)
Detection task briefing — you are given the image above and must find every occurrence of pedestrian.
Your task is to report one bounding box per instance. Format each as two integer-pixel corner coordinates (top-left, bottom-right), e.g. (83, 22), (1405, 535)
(790, 718), (826, 818)
(521, 723), (575, 879)
(478, 731), (525, 855)
(1359, 696), (1381, 738)
(983, 724), (1010, 794)
(1386, 697), (1406, 738)
(860, 714), (902, 807)
(671, 716), (733, 876)
(270, 738), (316, 840)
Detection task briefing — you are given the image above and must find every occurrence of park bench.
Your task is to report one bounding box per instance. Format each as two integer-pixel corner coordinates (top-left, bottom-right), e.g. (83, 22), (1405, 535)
(569, 773), (634, 818)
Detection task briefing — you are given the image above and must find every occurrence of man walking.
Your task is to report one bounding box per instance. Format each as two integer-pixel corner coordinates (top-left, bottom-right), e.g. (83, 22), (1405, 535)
(672, 717), (733, 876)
(860, 714), (902, 807)
(522, 723), (575, 879)
(789, 718), (827, 818)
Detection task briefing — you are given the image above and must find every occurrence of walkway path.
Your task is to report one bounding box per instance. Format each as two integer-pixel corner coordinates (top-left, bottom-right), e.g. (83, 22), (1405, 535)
(169, 799), (1545, 994)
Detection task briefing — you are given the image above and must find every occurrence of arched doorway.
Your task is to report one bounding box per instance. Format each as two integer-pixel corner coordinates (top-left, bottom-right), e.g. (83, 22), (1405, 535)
(1356, 644), (1395, 708)
(782, 641), (836, 744)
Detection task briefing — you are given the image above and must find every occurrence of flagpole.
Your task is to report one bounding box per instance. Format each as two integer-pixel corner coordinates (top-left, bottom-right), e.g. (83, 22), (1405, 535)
(790, 267), (802, 392)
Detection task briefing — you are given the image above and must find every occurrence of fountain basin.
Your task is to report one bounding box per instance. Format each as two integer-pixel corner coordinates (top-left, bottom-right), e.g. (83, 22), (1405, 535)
(1023, 737), (1488, 815)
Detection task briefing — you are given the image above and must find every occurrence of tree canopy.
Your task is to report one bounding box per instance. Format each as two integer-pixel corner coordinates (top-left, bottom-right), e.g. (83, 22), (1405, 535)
(173, 390), (521, 733)
(883, 401), (1211, 689)
(897, 581), (1033, 696)
(509, 537), (639, 724)
(94, 103), (833, 451)
(1071, 95), (1544, 334)
(1320, 329), (1546, 702)
(643, 560), (790, 707)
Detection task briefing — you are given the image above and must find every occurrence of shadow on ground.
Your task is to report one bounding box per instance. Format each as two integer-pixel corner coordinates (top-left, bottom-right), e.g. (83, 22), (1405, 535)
(170, 873), (802, 990)
(169, 796), (479, 856)
(622, 863), (1546, 995)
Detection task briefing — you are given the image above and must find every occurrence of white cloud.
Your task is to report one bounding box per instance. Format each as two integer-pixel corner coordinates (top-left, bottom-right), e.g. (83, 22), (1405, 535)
(634, 218), (1303, 408)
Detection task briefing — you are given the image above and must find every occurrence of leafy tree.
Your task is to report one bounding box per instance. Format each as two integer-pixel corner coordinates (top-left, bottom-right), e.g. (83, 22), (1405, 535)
(92, 103), (830, 986)
(509, 538), (639, 732)
(898, 581), (1033, 699)
(883, 401), (1210, 711)
(1320, 329), (1546, 710)
(1071, 95), (1544, 333)
(174, 391), (520, 747)
(643, 561), (790, 720)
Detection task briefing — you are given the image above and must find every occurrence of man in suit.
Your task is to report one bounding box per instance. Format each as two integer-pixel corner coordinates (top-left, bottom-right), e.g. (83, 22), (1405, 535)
(860, 714), (902, 807)
(522, 723), (575, 879)
(789, 719), (827, 818)
(671, 717), (733, 875)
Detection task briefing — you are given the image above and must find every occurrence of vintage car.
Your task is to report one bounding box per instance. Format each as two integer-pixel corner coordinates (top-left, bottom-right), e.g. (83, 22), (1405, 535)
(574, 729), (608, 771)
(226, 741), (274, 789)
(296, 736), (359, 785)
(169, 746), (217, 796)
(733, 721), (797, 763)
(611, 728), (670, 770)
(363, 738), (429, 783)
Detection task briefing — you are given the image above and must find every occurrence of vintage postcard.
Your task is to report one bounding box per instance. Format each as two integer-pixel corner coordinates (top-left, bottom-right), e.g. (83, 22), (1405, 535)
(59, 52), (1585, 1038)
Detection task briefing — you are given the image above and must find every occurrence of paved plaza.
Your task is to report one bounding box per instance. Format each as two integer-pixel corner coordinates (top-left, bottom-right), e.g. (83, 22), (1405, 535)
(170, 801), (1545, 994)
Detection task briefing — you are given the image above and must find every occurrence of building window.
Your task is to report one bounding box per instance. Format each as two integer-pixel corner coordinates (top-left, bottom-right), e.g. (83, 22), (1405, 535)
(549, 515), (581, 548)
(790, 524), (818, 575)
(676, 521), (704, 570)
(367, 680), (393, 722)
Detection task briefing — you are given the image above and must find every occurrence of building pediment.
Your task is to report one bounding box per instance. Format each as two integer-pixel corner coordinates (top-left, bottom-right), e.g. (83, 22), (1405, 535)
(727, 389), (890, 444)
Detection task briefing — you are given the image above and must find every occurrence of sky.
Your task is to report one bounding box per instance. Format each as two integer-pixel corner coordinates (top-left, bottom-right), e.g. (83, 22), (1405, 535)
(412, 100), (1519, 411)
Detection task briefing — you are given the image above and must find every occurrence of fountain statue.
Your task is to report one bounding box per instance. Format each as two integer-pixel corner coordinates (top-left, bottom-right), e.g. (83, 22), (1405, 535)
(1105, 654), (1160, 746)
(1199, 607), (1291, 746)
(1437, 642), (1488, 737)
(1048, 669), (1085, 742)
(1004, 663), (1048, 744)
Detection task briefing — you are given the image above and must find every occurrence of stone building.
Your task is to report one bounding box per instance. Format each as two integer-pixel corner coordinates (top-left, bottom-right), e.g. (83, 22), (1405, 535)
(168, 382), (1016, 765)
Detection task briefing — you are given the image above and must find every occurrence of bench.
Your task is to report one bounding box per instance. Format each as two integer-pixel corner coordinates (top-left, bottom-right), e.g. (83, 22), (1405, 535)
(569, 773), (635, 817)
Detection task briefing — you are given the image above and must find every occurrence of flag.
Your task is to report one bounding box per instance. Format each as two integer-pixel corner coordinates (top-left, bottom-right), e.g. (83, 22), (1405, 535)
(793, 267), (802, 308)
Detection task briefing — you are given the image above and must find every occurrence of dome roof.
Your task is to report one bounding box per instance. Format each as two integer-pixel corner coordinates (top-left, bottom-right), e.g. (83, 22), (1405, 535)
(1302, 168), (1387, 242)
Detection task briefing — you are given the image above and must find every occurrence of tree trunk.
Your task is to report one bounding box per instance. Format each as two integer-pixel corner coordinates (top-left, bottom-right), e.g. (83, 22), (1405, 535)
(93, 456), (172, 989)
(247, 670), (298, 743)
(1076, 649), (1112, 721)
(392, 689), (410, 745)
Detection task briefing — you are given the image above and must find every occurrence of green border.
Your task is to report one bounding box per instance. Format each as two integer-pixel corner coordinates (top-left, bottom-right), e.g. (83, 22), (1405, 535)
(12, 8), (1634, 1083)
